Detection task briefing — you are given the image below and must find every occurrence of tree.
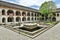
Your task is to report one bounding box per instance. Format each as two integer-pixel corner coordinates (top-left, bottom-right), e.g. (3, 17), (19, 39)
(40, 1), (57, 21)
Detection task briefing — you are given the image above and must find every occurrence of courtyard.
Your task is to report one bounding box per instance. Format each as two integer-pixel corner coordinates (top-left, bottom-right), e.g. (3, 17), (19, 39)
(0, 0), (60, 40)
(1, 21), (58, 38)
(0, 22), (60, 40)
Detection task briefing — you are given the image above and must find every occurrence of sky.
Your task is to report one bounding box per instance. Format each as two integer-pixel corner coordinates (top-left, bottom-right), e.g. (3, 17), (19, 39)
(2, 0), (60, 10)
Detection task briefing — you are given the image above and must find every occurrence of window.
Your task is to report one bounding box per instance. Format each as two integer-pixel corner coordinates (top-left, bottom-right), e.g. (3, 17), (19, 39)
(35, 13), (36, 16)
(57, 14), (59, 16)
(27, 12), (30, 16)
(52, 17), (56, 21)
(31, 17), (33, 20)
(8, 17), (14, 22)
(35, 17), (36, 20)
(27, 17), (30, 21)
(2, 9), (5, 15)
(31, 13), (34, 16)
(16, 17), (20, 22)
(22, 17), (26, 21)
(2, 18), (5, 23)
(22, 12), (26, 16)
(16, 11), (20, 16)
(7, 10), (14, 15)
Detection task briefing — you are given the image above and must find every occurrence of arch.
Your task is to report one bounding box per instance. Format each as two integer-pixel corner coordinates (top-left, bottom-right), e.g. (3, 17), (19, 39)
(22, 17), (26, 21)
(52, 17), (56, 21)
(31, 17), (33, 20)
(7, 17), (14, 22)
(27, 17), (30, 21)
(53, 13), (56, 16)
(35, 13), (36, 16)
(42, 14), (44, 17)
(7, 10), (14, 15)
(35, 17), (36, 20)
(22, 12), (26, 16)
(16, 17), (21, 22)
(16, 11), (21, 16)
(2, 18), (6, 23)
(57, 13), (59, 16)
(37, 17), (39, 20)
(27, 12), (30, 16)
(31, 13), (34, 16)
(40, 17), (44, 21)
(2, 9), (5, 15)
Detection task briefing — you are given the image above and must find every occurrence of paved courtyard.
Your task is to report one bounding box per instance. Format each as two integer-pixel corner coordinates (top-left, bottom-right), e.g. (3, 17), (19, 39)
(0, 22), (60, 40)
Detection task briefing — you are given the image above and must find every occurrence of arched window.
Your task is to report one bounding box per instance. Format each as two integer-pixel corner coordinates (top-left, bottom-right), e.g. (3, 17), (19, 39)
(7, 10), (14, 15)
(35, 13), (36, 16)
(2, 18), (5, 23)
(16, 17), (20, 22)
(52, 17), (56, 21)
(22, 12), (26, 16)
(42, 14), (44, 17)
(31, 17), (33, 20)
(27, 17), (30, 21)
(7, 17), (14, 22)
(27, 12), (30, 16)
(53, 13), (56, 16)
(57, 14), (59, 16)
(2, 9), (5, 15)
(22, 17), (26, 21)
(37, 18), (39, 20)
(31, 13), (34, 16)
(16, 11), (20, 16)
(42, 17), (44, 20)
(35, 17), (36, 20)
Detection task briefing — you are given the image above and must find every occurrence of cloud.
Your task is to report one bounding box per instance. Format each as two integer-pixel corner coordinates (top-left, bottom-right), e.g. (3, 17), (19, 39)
(30, 5), (40, 9)
(18, 0), (51, 6)
(2, 0), (19, 3)
(57, 4), (60, 8)
(2, 0), (54, 9)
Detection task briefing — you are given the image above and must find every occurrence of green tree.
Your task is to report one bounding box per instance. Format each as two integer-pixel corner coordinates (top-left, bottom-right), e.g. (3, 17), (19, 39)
(40, 1), (56, 21)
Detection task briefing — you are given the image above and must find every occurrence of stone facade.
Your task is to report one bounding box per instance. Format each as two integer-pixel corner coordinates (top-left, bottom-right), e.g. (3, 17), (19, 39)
(0, 1), (40, 24)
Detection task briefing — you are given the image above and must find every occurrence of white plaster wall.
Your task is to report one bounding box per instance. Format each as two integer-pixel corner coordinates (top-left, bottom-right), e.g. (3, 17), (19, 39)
(56, 17), (60, 21)
(0, 7), (39, 24)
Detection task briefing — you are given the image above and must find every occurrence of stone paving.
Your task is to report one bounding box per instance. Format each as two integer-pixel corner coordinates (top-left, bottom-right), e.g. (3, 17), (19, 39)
(0, 22), (60, 40)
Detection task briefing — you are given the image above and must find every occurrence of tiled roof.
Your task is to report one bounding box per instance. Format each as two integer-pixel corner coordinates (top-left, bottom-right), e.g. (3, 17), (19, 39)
(0, 1), (39, 12)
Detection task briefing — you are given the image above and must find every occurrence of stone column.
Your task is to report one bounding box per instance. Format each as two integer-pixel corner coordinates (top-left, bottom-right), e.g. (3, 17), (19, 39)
(30, 12), (31, 16)
(13, 16), (16, 23)
(5, 9), (8, 15)
(25, 12), (27, 22)
(13, 10), (16, 23)
(26, 11), (27, 16)
(5, 17), (7, 24)
(20, 11), (22, 16)
(13, 10), (16, 16)
(34, 17), (35, 22)
(30, 12), (31, 22)
(0, 9), (2, 24)
(21, 17), (22, 22)
(33, 12), (35, 16)
(30, 17), (32, 21)
(20, 11), (22, 22)
(36, 13), (37, 21)
(0, 9), (2, 16)
(5, 9), (8, 24)
(26, 17), (27, 22)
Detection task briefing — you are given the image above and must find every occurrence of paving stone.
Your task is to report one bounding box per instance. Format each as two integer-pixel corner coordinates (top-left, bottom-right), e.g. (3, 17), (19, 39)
(0, 22), (60, 40)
